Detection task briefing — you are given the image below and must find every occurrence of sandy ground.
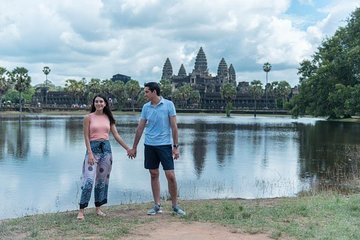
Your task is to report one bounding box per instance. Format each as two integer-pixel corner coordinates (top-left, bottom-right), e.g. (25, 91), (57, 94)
(127, 221), (271, 240)
(116, 209), (272, 240)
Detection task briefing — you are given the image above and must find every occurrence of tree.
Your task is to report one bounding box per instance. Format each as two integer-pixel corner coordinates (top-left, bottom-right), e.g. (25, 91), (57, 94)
(263, 62), (272, 108)
(268, 81), (279, 111)
(64, 78), (86, 104)
(189, 90), (201, 108)
(8, 67), (31, 113)
(42, 66), (51, 105)
(249, 80), (263, 117)
(297, 60), (317, 83)
(221, 83), (237, 117)
(111, 81), (127, 109)
(125, 80), (141, 111)
(101, 79), (114, 97)
(86, 78), (102, 102)
(291, 8), (360, 118)
(0, 67), (10, 109)
(328, 84), (353, 118)
(172, 84), (197, 109)
(347, 85), (360, 115)
(159, 79), (172, 99)
(136, 90), (147, 107)
(277, 81), (291, 109)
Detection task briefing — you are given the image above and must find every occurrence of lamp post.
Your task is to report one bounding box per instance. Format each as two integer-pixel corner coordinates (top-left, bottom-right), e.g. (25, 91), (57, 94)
(42, 66), (51, 106)
(262, 62), (271, 109)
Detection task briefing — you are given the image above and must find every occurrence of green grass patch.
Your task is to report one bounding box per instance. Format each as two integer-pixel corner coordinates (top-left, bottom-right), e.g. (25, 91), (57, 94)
(1, 193), (360, 239)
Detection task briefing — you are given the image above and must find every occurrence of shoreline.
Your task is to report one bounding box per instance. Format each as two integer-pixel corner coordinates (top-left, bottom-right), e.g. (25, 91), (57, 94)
(1, 192), (360, 239)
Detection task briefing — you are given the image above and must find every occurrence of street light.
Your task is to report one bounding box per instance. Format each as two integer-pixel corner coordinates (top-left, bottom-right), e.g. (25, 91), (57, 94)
(42, 66), (51, 106)
(262, 62), (272, 109)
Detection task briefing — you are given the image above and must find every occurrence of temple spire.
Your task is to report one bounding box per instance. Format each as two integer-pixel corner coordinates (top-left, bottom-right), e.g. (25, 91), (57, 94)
(228, 64), (236, 86)
(161, 58), (173, 80)
(193, 47), (208, 76)
(217, 58), (228, 83)
(178, 64), (187, 77)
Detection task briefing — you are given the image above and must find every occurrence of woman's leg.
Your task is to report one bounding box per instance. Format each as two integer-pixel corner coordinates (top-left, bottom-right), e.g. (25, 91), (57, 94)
(78, 155), (97, 219)
(94, 141), (113, 214)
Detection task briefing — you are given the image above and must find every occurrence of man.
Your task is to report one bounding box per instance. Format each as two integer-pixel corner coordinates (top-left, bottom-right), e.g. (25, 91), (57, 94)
(129, 82), (186, 216)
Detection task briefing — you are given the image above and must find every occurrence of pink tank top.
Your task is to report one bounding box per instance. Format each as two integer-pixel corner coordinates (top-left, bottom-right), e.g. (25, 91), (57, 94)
(89, 113), (110, 141)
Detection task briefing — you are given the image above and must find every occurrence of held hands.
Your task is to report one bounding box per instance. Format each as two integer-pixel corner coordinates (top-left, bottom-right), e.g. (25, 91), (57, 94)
(127, 148), (137, 159)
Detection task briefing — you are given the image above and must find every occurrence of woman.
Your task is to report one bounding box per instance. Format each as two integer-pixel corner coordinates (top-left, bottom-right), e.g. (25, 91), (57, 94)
(77, 95), (131, 220)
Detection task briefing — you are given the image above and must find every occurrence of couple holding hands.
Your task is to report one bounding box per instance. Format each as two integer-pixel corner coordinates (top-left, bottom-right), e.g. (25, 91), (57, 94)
(76, 82), (185, 220)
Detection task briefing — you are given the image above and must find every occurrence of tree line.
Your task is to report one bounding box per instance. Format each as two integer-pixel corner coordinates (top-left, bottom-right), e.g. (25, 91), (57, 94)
(0, 67), (292, 115)
(289, 7), (360, 119)
(3, 8), (358, 117)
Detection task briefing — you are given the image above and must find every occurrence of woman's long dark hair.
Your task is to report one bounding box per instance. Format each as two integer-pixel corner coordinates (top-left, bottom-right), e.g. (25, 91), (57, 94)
(90, 95), (116, 125)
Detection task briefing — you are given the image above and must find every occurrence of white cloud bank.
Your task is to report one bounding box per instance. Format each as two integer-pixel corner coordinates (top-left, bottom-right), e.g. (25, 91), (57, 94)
(0, 0), (359, 87)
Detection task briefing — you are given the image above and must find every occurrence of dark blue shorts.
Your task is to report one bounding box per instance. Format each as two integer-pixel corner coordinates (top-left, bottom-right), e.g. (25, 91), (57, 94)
(144, 144), (174, 170)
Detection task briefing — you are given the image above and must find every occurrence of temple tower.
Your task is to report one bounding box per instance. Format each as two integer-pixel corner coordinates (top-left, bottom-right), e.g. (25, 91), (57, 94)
(178, 64), (187, 77)
(217, 58), (229, 84)
(228, 64), (236, 86)
(193, 47), (208, 76)
(161, 58), (173, 80)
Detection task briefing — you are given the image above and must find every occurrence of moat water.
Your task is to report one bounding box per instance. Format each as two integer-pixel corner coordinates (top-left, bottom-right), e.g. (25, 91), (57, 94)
(1, 114), (360, 219)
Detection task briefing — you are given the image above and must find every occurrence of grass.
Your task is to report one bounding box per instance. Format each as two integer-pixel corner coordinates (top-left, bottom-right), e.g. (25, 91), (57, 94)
(1, 192), (360, 239)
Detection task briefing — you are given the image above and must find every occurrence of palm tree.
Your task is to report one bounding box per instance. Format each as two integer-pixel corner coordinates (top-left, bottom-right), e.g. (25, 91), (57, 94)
(221, 83), (237, 117)
(42, 66), (51, 105)
(177, 84), (194, 108)
(8, 67), (31, 113)
(111, 81), (127, 110)
(0, 67), (9, 109)
(263, 62), (272, 108)
(249, 80), (263, 117)
(269, 81), (279, 112)
(86, 78), (102, 102)
(277, 81), (291, 109)
(64, 79), (86, 105)
(125, 80), (141, 111)
(159, 79), (172, 99)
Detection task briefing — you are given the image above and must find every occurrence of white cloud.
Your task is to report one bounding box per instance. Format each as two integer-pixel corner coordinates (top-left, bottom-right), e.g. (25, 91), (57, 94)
(0, 0), (358, 88)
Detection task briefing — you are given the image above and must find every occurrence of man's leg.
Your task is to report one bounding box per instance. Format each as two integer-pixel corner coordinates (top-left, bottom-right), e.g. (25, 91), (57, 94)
(165, 170), (186, 216)
(165, 170), (177, 206)
(149, 169), (161, 205)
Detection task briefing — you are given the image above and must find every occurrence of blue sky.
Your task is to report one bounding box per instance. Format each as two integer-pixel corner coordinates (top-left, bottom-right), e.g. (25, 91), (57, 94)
(0, 0), (359, 87)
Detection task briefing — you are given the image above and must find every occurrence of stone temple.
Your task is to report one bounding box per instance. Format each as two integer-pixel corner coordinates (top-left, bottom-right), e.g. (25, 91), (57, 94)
(161, 47), (269, 109)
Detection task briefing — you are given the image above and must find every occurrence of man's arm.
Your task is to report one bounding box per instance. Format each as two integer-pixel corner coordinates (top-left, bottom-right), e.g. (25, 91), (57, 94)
(129, 119), (146, 158)
(170, 115), (179, 159)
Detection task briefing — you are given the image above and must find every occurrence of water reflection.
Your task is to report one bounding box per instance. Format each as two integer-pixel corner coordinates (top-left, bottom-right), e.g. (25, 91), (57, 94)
(5, 120), (30, 160)
(191, 122), (207, 177)
(215, 124), (235, 167)
(297, 121), (360, 189)
(0, 115), (360, 220)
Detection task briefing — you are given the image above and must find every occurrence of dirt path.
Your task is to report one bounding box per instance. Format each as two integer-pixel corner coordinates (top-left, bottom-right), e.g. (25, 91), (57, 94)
(117, 210), (272, 240)
(127, 221), (271, 240)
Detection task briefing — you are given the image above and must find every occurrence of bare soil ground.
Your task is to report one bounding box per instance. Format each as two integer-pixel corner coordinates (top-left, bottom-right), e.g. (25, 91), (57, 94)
(127, 221), (271, 240)
(112, 207), (272, 240)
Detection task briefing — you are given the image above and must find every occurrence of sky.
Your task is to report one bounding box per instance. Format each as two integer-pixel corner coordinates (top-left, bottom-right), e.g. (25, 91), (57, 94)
(0, 0), (359, 88)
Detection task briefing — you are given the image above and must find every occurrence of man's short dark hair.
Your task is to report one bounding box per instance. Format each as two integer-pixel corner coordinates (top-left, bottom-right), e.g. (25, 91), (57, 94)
(144, 82), (161, 96)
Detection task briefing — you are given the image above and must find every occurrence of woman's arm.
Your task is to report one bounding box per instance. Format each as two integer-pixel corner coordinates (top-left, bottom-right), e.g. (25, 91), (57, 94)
(83, 115), (95, 165)
(110, 124), (131, 152)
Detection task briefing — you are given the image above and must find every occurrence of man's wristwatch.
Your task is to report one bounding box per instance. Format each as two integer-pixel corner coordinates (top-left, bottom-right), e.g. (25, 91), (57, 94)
(173, 144), (179, 149)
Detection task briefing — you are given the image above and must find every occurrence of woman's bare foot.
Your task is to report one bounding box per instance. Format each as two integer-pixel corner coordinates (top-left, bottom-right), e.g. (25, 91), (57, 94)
(96, 207), (107, 217)
(77, 209), (85, 220)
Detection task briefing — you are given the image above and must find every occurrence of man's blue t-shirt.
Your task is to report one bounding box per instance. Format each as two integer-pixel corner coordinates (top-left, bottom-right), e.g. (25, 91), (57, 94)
(140, 97), (176, 146)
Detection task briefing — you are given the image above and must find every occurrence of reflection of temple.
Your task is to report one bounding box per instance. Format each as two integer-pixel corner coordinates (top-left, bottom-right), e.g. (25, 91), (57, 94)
(161, 47), (274, 109)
